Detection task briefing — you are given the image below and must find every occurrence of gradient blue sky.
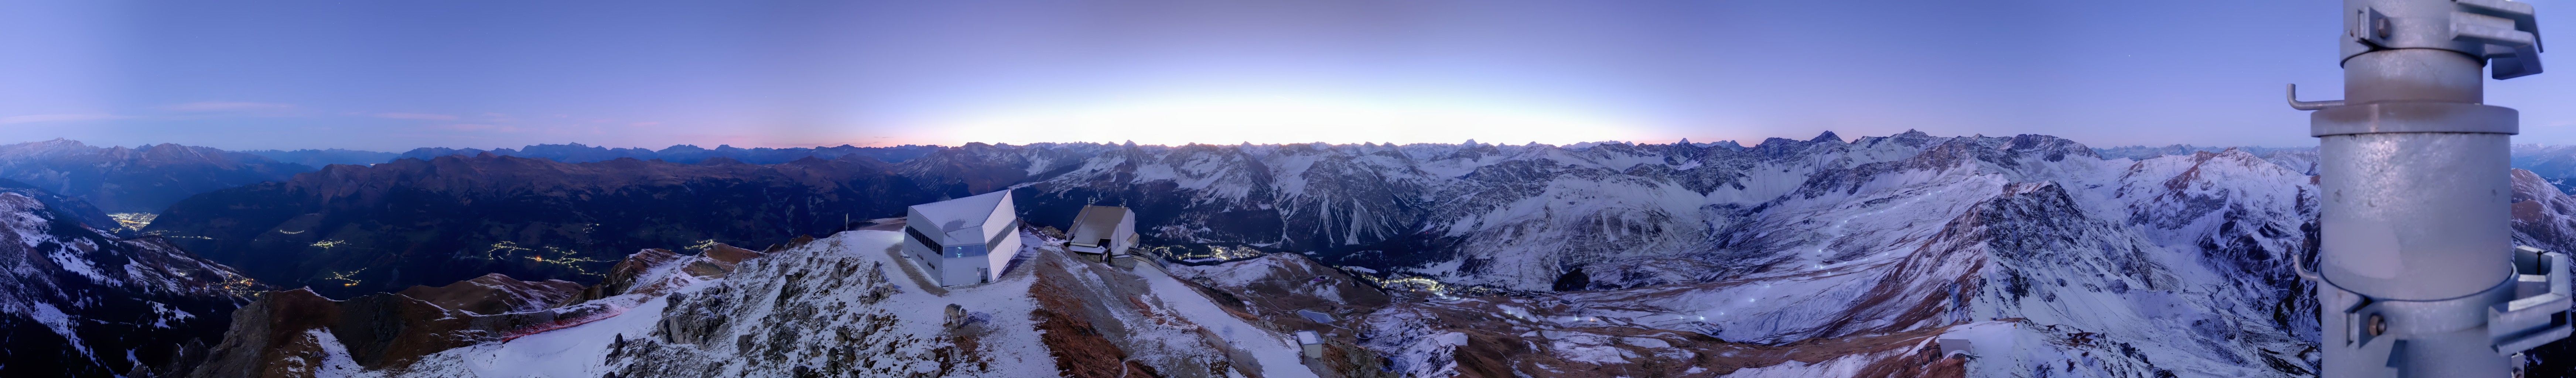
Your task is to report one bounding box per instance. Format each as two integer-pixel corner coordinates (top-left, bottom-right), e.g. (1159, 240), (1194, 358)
(2, 0), (2570, 151)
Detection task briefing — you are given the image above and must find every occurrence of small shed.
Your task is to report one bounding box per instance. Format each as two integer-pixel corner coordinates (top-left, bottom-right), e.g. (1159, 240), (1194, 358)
(1295, 330), (1326, 361)
(901, 190), (1021, 286)
(1065, 205), (1138, 265)
(1937, 338), (1974, 358)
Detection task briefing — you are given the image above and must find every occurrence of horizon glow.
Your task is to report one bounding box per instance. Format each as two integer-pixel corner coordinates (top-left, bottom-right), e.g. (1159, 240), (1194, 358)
(2, 1), (2571, 151)
(915, 93), (1655, 146)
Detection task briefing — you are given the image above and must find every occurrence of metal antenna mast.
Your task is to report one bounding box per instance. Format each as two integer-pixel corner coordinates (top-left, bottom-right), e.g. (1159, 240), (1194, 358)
(2289, 0), (2566, 376)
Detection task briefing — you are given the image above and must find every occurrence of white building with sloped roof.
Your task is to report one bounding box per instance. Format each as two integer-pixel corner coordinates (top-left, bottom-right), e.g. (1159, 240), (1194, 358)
(902, 190), (1021, 286)
(1065, 205), (1137, 264)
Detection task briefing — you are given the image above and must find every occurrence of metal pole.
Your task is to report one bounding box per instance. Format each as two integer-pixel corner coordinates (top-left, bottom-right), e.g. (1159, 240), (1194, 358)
(2290, 0), (2565, 376)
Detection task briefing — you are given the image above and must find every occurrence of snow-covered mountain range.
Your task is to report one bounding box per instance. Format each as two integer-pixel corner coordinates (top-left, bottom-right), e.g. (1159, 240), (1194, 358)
(20, 131), (2576, 377)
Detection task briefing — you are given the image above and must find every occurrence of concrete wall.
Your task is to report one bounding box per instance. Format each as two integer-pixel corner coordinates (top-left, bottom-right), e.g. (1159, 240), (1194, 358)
(983, 230), (1019, 283)
(1111, 208), (1136, 258)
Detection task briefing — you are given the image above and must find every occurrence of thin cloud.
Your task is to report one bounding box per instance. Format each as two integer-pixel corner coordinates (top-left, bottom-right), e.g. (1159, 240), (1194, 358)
(370, 112), (460, 120)
(628, 121), (661, 127)
(430, 124), (520, 133)
(165, 101), (295, 112)
(0, 114), (133, 124)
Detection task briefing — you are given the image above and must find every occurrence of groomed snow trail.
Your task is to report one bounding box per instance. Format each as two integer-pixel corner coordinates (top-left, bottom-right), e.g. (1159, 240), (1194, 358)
(457, 287), (680, 377)
(1133, 263), (1320, 378)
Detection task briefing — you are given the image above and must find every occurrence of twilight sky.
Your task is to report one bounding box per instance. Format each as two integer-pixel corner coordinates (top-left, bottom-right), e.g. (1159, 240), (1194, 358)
(2, 0), (2570, 151)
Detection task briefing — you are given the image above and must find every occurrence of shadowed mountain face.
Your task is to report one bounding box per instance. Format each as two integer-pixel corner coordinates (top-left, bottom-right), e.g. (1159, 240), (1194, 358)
(0, 139), (314, 214)
(146, 154), (958, 298)
(0, 188), (261, 378)
(0, 178), (122, 234)
(238, 148), (403, 168)
(396, 142), (941, 165)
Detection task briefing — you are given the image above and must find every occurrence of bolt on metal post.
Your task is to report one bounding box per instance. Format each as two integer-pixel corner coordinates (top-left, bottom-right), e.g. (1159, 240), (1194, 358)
(2288, 0), (2563, 377)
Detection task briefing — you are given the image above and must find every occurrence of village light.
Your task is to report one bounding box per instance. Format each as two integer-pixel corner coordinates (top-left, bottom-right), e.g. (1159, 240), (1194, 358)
(2288, 0), (2568, 375)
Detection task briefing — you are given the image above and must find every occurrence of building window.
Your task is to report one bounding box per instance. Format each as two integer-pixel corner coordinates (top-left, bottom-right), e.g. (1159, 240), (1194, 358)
(906, 226), (945, 251)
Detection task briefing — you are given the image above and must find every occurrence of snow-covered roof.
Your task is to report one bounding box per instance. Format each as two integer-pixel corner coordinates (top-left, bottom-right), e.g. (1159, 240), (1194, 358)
(1294, 330), (1324, 345)
(1067, 205), (1130, 247)
(908, 190), (1012, 244)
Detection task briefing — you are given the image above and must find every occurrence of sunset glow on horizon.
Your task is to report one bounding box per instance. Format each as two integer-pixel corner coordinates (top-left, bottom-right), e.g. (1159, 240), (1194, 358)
(912, 93), (1656, 147)
(10, 1), (2572, 151)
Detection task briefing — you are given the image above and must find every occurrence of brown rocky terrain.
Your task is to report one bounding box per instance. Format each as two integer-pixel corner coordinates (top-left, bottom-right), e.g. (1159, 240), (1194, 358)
(394, 274), (583, 316)
(187, 244), (749, 377)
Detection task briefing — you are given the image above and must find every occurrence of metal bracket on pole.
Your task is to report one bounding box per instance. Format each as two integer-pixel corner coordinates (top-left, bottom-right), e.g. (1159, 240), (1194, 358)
(2344, 0), (2543, 78)
(2315, 247), (2570, 374)
(2491, 246), (2571, 355)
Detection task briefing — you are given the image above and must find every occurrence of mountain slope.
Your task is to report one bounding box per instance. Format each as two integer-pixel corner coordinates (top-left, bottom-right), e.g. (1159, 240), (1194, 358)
(239, 149), (403, 168)
(396, 142), (941, 165)
(0, 189), (262, 377)
(0, 139), (314, 213)
(146, 154), (952, 298)
(193, 228), (1357, 378)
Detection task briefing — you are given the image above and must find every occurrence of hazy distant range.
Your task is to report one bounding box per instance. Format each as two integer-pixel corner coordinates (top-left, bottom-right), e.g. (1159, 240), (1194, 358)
(240, 142), (944, 166)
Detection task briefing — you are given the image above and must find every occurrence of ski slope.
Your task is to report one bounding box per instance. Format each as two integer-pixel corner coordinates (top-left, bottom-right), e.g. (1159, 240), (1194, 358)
(1133, 262), (1320, 378)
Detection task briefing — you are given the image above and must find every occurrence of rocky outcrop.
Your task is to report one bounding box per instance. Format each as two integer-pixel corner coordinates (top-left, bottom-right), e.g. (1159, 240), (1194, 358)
(187, 287), (608, 377)
(191, 246), (742, 377)
(611, 233), (999, 377)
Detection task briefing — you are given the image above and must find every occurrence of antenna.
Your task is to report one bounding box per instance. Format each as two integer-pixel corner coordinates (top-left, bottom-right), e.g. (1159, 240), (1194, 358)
(2290, 0), (2564, 375)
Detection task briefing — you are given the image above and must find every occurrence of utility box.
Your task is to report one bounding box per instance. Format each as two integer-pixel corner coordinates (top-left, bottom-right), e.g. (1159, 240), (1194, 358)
(1936, 338), (1972, 358)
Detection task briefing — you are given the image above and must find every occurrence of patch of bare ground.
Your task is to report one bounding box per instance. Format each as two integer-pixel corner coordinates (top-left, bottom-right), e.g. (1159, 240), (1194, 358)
(1370, 293), (1954, 378)
(1029, 252), (1166, 378)
(1167, 254), (1398, 377)
(1850, 342), (1964, 378)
